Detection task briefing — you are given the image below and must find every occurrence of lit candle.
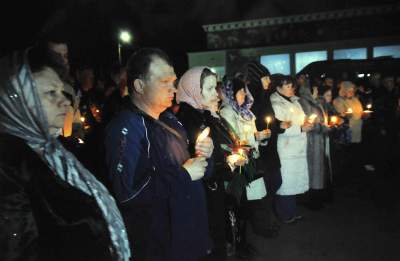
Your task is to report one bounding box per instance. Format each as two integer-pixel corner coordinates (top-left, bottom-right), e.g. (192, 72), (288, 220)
(364, 104), (373, 114)
(80, 116), (85, 123)
(196, 127), (210, 157)
(78, 138), (85, 144)
(330, 116), (338, 126)
(346, 108), (353, 114)
(265, 116), (272, 129)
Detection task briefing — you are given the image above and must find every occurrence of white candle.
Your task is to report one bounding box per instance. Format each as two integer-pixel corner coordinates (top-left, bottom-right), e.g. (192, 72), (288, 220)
(197, 127), (210, 143)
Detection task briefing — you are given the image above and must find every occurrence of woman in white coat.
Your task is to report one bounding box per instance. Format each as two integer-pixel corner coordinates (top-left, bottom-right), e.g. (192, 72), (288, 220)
(270, 74), (313, 223)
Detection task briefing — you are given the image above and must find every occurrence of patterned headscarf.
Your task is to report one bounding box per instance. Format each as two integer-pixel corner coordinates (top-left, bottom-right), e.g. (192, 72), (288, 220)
(176, 66), (206, 110)
(221, 78), (255, 121)
(0, 51), (130, 260)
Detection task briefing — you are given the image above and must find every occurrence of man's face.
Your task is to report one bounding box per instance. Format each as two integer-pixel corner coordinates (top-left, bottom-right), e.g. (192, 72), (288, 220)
(143, 57), (177, 113)
(48, 42), (69, 68)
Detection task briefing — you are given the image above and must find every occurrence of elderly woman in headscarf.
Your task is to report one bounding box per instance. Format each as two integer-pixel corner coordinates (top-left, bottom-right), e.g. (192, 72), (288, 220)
(176, 66), (245, 260)
(0, 46), (130, 261)
(270, 74), (312, 224)
(333, 80), (366, 178)
(219, 76), (271, 258)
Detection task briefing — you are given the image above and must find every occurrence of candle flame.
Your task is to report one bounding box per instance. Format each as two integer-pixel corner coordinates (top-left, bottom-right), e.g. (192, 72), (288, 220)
(366, 104), (372, 109)
(80, 116), (85, 122)
(346, 108), (353, 113)
(78, 138), (84, 144)
(331, 116), (338, 124)
(265, 116), (272, 124)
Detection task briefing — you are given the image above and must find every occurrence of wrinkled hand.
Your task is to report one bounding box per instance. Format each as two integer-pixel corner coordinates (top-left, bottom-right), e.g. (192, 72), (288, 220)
(195, 136), (214, 158)
(280, 121), (292, 129)
(301, 122), (314, 132)
(183, 157), (208, 181)
(226, 154), (247, 167)
(255, 129), (271, 141)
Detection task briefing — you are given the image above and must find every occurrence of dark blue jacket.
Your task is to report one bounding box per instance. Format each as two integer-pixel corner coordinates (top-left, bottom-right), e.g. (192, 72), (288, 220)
(104, 105), (212, 261)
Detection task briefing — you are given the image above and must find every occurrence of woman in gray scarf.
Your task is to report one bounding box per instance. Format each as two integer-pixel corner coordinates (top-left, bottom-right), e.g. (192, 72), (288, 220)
(0, 46), (130, 261)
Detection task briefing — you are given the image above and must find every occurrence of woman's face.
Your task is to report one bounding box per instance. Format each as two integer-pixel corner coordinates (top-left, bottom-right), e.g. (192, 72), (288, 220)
(261, 76), (271, 90)
(201, 75), (219, 112)
(235, 88), (246, 106)
(323, 90), (332, 103)
(346, 87), (355, 98)
(33, 67), (70, 136)
(277, 82), (295, 97)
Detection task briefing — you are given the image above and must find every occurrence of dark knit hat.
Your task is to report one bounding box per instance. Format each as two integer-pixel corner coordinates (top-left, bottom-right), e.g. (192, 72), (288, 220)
(242, 61), (271, 86)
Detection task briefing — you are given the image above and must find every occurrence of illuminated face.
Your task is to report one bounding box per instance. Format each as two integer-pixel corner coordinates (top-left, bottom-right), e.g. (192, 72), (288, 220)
(33, 67), (70, 136)
(278, 83), (295, 97)
(201, 75), (219, 113)
(261, 76), (271, 90)
(235, 88), (246, 106)
(142, 57), (177, 114)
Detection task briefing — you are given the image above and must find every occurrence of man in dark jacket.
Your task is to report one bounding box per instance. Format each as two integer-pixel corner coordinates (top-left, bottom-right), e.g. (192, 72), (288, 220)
(104, 48), (214, 261)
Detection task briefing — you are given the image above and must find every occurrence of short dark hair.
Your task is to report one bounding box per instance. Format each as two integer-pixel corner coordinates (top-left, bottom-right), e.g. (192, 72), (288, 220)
(27, 44), (68, 81)
(270, 73), (294, 92)
(200, 68), (217, 89)
(126, 48), (172, 95)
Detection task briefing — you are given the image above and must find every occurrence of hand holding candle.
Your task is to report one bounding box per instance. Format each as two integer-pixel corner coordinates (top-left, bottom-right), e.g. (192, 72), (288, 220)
(196, 127), (214, 158)
(308, 113), (318, 124)
(330, 116), (338, 126)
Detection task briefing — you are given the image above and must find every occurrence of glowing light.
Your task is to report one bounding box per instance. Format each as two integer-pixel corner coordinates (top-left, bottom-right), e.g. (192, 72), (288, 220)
(119, 31), (132, 43)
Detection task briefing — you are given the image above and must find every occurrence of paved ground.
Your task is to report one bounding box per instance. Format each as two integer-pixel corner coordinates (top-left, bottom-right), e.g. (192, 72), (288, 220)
(228, 170), (400, 261)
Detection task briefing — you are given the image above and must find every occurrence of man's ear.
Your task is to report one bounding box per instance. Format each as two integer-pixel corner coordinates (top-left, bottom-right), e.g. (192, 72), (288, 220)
(133, 79), (145, 94)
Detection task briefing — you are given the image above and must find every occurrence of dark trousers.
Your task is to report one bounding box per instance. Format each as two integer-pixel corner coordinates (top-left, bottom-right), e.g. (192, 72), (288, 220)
(275, 195), (297, 221)
(263, 167), (283, 196)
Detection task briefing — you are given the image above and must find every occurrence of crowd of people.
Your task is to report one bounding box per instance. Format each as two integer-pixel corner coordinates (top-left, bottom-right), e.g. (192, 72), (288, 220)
(1, 33), (399, 261)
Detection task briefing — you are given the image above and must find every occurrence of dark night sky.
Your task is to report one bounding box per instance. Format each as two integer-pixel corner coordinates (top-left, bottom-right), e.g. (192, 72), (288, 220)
(0, 0), (393, 75)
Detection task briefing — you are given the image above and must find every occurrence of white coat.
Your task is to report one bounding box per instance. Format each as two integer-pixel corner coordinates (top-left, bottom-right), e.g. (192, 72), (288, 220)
(270, 92), (309, 195)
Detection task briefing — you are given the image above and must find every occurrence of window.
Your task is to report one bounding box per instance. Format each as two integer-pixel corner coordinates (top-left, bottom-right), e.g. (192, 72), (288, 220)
(260, 54), (291, 75)
(295, 51), (327, 73)
(334, 48), (367, 60)
(373, 45), (400, 58)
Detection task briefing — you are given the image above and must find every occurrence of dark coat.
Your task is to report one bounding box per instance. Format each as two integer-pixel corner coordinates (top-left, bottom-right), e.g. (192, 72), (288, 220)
(104, 105), (212, 261)
(253, 90), (285, 172)
(0, 134), (116, 261)
(175, 103), (236, 256)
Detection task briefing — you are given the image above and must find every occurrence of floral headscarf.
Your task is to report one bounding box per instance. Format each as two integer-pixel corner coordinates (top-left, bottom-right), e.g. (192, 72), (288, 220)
(221, 78), (255, 121)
